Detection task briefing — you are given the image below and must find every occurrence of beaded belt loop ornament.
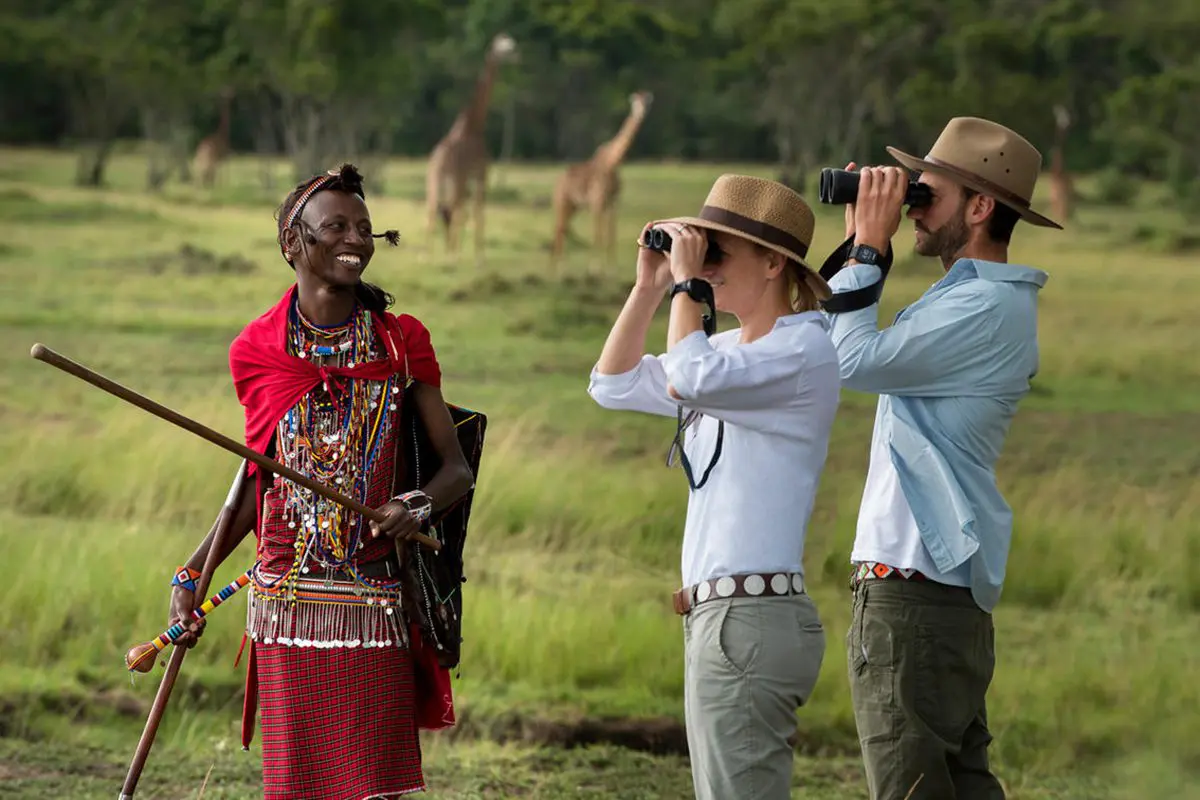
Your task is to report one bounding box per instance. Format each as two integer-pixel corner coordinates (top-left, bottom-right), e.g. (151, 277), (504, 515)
(171, 565), (202, 592)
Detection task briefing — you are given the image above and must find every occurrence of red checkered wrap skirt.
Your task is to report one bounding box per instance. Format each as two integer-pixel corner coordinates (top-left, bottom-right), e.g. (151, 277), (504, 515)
(252, 409), (424, 798)
(256, 642), (424, 800)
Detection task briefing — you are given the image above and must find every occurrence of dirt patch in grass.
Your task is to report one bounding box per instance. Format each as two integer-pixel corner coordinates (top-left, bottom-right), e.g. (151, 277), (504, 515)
(439, 707), (860, 759)
(0, 689), (144, 737)
(2, 684), (857, 763)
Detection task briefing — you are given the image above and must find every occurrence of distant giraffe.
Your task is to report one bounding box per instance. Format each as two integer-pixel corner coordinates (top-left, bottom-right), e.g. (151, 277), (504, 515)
(193, 88), (234, 190)
(550, 91), (654, 273)
(425, 33), (518, 264)
(1049, 104), (1074, 222)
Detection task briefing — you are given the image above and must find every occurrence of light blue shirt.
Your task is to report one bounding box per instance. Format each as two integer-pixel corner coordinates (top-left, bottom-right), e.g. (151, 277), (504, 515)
(825, 258), (1049, 612)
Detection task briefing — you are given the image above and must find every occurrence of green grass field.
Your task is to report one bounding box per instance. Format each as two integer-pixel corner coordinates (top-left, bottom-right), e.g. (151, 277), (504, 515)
(1, 146), (1198, 799)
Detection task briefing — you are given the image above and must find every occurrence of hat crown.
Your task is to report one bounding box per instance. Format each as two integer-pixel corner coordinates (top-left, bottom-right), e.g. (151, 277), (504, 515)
(702, 174), (815, 253)
(925, 117), (1043, 205)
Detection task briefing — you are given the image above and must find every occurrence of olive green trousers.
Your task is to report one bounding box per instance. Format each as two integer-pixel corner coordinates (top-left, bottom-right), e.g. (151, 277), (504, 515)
(848, 578), (1006, 800)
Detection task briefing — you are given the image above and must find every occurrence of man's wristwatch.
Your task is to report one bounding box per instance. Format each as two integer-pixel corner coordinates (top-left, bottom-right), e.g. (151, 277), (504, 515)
(847, 243), (886, 267)
(818, 236), (894, 315)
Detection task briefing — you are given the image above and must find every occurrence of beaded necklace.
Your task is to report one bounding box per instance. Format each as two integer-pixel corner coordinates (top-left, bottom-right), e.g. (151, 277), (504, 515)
(274, 296), (401, 596)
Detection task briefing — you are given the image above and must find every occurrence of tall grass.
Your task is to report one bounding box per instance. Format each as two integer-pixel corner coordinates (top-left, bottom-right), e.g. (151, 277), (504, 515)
(1, 148), (1198, 790)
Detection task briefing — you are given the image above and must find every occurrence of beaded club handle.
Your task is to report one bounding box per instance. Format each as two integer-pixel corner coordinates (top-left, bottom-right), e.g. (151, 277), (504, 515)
(124, 569), (253, 674)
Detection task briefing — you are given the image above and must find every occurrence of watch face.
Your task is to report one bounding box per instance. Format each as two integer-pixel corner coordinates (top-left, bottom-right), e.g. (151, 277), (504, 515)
(854, 246), (880, 265)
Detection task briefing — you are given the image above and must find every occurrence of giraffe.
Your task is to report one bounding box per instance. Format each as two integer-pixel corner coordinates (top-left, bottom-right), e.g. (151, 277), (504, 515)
(550, 91), (654, 273)
(425, 33), (518, 263)
(1049, 104), (1074, 223)
(193, 87), (234, 189)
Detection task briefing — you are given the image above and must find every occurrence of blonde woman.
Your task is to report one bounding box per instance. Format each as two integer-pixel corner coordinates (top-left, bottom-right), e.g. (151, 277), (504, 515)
(588, 174), (841, 800)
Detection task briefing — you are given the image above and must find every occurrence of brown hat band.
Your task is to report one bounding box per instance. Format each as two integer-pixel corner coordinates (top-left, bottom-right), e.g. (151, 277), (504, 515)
(922, 156), (1031, 211)
(698, 205), (809, 258)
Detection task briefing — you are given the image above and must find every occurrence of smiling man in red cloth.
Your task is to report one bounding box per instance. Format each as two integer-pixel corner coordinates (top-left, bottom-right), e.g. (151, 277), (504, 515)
(165, 163), (475, 799)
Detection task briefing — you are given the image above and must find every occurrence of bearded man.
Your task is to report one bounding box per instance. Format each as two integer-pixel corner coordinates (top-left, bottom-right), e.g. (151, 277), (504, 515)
(820, 117), (1062, 799)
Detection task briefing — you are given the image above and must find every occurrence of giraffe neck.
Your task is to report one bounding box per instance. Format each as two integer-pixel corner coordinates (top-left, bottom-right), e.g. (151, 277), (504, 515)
(595, 110), (645, 170)
(449, 54), (500, 138)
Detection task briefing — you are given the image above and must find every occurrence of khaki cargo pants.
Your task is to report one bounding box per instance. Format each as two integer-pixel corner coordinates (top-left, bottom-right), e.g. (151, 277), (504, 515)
(682, 593), (826, 800)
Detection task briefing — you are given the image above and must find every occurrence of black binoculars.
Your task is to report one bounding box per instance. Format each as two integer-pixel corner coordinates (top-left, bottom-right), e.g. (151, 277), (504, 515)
(818, 168), (932, 208)
(643, 227), (723, 263)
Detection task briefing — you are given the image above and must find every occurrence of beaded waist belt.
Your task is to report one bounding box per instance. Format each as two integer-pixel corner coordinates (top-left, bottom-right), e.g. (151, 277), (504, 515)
(247, 566), (407, 649)
(672, 571), (806, 616)
(852, 561), (929, 585)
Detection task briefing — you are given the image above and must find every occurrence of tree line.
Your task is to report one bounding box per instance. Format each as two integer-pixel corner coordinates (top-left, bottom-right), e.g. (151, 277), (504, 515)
(1, 0), (1197, 208)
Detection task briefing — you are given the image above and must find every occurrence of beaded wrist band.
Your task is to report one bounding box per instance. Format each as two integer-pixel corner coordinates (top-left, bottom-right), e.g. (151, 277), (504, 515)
(393, 490), (433, 523)
(171, 566), (202, 592)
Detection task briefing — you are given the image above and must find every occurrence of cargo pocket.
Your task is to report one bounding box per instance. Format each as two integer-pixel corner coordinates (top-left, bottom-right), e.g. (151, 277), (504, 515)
(849, 598), (902, 747)
(913, 623), (978, 745)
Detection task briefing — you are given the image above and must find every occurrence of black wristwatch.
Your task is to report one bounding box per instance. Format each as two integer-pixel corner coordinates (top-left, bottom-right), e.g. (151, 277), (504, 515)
(670, 278), (714, 305)
(847, 243), (886, 267)
(817, 234), (894, 315)
(670, 278), (716, 335)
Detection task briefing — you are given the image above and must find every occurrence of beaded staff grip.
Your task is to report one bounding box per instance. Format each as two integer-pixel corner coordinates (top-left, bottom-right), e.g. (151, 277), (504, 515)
(125, 570), (253, 674)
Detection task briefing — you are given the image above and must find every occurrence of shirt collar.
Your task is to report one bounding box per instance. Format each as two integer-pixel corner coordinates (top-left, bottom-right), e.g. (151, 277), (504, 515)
(774, 310), (830, 331)
(943, 258), (1049, 289)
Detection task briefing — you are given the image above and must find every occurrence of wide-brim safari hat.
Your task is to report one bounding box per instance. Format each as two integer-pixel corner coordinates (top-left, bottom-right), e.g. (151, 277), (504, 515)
(658, 174), (831, 301)
(886, 116), (1062, 229)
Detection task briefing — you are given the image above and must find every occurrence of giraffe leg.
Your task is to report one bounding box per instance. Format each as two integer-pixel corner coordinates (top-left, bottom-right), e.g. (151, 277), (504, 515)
(551, 192), (575, 275)
(590, 201), (609, 275)
(447, 176), (468, 254)
(446, 205), (459, 254)
(472, 174), (486, 267)
(605, 201), (618, 268)
(425, 167), (441, 247)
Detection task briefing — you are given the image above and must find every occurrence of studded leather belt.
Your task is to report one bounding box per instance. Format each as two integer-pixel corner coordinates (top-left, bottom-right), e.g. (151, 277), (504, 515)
(672, 571), (806, 616)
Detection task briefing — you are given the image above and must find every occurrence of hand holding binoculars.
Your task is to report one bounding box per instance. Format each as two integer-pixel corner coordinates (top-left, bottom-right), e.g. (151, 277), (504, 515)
(818, 168), (932, 208)
(642, 226), (723, 264)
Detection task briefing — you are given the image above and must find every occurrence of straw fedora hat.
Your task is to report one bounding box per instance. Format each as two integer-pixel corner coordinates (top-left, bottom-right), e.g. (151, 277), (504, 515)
(658, 174), (832, 301)
(887, 116), (1062, 229)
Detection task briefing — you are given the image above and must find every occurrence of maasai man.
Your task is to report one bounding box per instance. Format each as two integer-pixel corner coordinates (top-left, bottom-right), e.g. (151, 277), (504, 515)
(166, 163), (475, 799)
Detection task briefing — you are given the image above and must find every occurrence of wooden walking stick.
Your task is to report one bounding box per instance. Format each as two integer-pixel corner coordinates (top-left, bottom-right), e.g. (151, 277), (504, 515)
(119, 460), (247, 800)
(29, 343), (441, 551)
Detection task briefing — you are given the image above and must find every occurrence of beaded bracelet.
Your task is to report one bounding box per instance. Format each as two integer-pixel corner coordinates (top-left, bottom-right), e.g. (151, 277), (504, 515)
(171, 565), (202, 592)
(393, 490), (433, 523)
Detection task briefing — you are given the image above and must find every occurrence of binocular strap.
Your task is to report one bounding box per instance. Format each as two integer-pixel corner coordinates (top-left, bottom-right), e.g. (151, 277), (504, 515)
(667, 406), (724, 491)
(817, 233), (894, 314)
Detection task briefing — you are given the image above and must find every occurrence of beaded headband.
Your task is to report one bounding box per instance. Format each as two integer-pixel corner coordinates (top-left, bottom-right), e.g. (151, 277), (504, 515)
(281, 167), (401, 261)
(284, 169), (340, 232)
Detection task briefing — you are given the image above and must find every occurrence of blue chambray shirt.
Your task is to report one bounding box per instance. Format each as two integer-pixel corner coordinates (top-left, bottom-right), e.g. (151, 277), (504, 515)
(825, 258), (1049, 612)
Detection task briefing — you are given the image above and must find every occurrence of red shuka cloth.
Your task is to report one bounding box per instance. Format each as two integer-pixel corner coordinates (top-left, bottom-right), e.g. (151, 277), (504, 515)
(256, 642), (424, 800)
(229, 284), (442, 473)
(227, 285), (456, 752)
